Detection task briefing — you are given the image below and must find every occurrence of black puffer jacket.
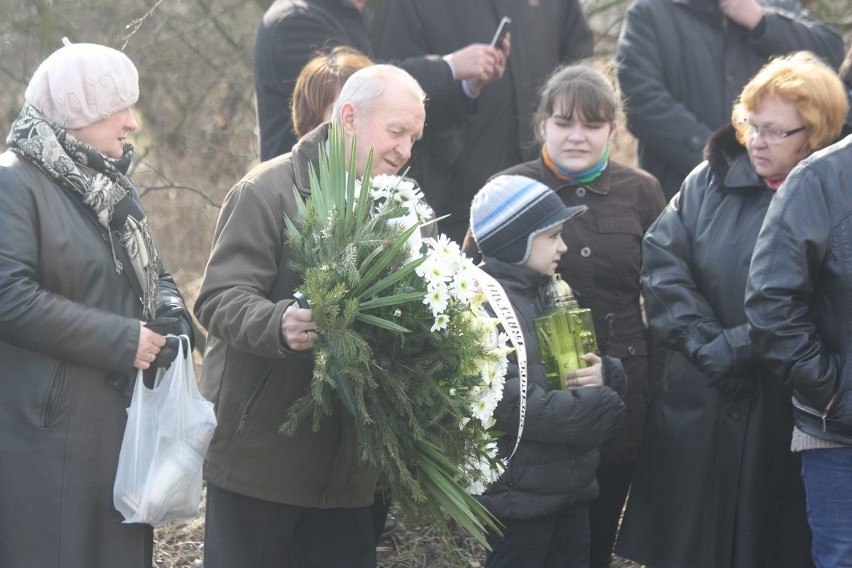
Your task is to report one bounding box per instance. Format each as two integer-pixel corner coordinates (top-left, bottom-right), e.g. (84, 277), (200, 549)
(616, 0), (844, 198)
(477, 258), (625, 521)
(747, 134), (852, 444)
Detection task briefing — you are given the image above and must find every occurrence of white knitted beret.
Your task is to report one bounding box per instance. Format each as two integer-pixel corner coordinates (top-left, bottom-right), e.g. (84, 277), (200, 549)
(25, 39), (139, 129)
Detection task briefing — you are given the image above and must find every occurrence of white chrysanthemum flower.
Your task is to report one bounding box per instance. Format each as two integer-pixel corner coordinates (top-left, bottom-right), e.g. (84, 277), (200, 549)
(368, 175), (430, 227)
(414, 199), (435, 221)
(477, 317), (502, 350)
(391, 178), (418, 203)
(417, 254), (454, 285)
(471, 394), (498, 426)
(480, 384), (503, 415)
(478, 359), (497, 381)
(468, 291), (487, 310)
(467, 479), (486, 496)
(479, 359), (502, 388)
(369, 185), (390, 201)
(496, 331), (510, 349)
(371, 174), (400, 191)
(424, 282), (450, 315)
(449, 268), (477, 303)
(493, 356), (509, 384)
(484, 441), (505, 478)
(474, 387), (501, 425)
(387, 211), (416, 230)
(431, 313), (450, 332)
(463, 439), (505, 495)
(426, 234), (462, 259)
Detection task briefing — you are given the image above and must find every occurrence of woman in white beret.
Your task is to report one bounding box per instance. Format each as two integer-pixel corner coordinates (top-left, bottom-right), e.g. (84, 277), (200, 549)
(0, 39), (193, 567)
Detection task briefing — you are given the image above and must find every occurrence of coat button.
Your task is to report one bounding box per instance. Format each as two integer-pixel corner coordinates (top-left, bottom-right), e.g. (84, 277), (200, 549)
(627, 345), (636, 356)
(580, 246), (591, 257)
(576, 187), (586, 198)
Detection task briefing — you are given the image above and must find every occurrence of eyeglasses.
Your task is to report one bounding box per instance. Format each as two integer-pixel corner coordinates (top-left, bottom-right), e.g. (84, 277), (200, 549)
(743, 123), (806, 143)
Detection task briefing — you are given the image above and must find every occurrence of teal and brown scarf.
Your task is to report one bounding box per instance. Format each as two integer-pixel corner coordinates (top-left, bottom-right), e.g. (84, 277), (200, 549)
(543, 144), (610, 185)
(7, 103), (159, 319)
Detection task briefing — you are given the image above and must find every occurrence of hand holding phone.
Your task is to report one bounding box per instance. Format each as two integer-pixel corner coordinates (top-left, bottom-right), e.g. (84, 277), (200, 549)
(490, 16), (511, 48)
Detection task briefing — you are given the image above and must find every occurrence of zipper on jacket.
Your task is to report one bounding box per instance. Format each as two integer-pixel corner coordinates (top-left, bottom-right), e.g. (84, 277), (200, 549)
(236, 367), (274, 435)
(822, 393), (839, 432)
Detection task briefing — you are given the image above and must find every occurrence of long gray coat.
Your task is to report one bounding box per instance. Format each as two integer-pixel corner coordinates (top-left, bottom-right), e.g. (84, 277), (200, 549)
(0, 150), (183, 567)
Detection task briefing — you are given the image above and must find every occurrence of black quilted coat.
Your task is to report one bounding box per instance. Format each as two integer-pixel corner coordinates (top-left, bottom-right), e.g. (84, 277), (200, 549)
(477, 258), (625, 521)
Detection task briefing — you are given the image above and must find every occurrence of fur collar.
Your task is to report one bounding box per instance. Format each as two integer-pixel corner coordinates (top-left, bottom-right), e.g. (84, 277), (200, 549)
(704, 124), (745, 180)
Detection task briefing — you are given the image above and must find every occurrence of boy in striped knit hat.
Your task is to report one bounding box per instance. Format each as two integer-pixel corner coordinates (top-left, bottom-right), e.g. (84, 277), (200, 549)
(470, 174), (626, 568)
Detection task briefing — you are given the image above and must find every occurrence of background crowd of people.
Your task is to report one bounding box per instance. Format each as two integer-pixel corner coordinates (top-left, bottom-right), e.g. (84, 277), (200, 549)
(2, 0), (852, 567)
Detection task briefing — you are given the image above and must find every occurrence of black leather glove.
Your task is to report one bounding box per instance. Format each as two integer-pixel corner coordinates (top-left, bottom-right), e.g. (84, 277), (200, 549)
(144, 315), (192, 369)
(695, 325), (754, 379)
(695, 332), (734, 381)
(708, 373), (757, 400)
(155, 302), (195, 350)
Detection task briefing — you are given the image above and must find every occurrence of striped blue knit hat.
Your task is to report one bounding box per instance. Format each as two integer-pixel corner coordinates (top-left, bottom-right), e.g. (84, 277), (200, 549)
(470, 175), (586, 264)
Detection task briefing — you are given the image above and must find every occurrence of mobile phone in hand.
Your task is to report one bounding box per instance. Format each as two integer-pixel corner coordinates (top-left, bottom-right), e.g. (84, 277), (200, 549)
(490, 16), (511, 48)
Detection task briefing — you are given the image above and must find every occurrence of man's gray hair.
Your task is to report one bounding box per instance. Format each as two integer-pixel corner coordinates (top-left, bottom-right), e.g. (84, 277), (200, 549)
(332, 64), (426, 122)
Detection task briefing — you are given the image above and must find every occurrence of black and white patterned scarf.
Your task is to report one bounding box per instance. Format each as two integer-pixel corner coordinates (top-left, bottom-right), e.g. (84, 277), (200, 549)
(6, 103), (159, 319)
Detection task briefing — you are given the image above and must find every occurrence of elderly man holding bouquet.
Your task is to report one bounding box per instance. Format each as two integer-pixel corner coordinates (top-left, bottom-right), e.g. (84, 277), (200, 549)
(194, 64), (426, 567)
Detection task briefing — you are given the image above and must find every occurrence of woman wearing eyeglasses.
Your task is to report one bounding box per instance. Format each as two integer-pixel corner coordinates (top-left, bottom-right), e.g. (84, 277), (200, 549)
(616, 52), (849, 568)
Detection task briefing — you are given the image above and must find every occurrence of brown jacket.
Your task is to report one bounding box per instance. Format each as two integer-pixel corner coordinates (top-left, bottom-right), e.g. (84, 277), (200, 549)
(195, 123), (377, 507)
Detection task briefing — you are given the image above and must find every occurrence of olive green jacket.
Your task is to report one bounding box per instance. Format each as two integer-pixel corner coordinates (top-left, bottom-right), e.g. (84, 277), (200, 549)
(195, 123), (377, 507)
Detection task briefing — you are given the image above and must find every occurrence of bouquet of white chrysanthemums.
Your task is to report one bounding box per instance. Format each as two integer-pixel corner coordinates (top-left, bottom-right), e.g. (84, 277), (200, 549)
(281, 128), (511, 549)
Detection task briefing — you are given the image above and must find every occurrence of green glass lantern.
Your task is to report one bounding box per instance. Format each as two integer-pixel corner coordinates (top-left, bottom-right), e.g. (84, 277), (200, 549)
(534, 274), (598, 390)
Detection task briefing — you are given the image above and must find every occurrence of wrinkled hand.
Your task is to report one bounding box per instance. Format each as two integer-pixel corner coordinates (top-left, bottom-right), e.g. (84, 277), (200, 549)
(563, 353), (604, 388)
(135, 322), (167, 370)
(719, 0), (763, 29)
(281, 302), (318, 352)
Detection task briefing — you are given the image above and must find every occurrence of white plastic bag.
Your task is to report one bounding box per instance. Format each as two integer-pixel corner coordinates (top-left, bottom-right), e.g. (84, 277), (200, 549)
(113, 337), (217, 527)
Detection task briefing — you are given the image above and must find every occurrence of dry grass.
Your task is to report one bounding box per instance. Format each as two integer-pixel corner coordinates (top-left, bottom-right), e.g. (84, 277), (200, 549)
(153, 504), (204, 568)
(153, 489), (641, 568)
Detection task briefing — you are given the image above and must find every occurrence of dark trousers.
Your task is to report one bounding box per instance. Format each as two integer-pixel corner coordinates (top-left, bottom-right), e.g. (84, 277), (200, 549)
(486, 503), (591, 568)
(370, 492), (391, 544)
(203, 483), (376, 568)
(589, 463), (635, 567)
